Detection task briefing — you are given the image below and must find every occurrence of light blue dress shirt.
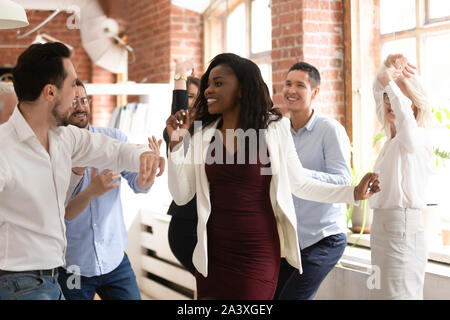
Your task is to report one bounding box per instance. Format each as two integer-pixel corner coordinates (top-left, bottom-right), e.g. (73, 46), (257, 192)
(64, 126), (149, 277)
(290, 111), (351, 249)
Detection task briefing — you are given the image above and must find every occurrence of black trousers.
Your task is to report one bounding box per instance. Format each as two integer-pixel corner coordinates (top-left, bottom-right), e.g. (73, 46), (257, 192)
(168, 216), (198, 275)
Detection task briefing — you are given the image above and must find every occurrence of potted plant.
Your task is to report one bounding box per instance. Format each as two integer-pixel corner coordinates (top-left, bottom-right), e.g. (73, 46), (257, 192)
(422, 106), (450, 246)
(345, 129), (387, 242)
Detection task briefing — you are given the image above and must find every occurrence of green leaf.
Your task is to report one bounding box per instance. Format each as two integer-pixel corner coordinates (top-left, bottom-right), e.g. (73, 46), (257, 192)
(444, 109), (450, 120)
(373, 132), (386, 147)
(347, 205), (354, 227)
(436, 111), (443, 124)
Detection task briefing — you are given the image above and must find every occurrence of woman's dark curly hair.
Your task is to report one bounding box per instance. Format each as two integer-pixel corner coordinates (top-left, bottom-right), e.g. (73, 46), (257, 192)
(191, 53), (282, 133)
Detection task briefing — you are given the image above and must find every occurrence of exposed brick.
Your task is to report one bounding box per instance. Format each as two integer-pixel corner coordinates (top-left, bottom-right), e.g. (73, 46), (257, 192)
(271, 0), (346, 122)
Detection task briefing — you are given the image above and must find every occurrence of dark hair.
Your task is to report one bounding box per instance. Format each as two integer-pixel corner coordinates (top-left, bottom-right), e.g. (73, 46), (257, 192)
(192, 53), (282, 132)
(288, 62), (321, 89)
(12, 42), (71, 102)
(187, 76), (200, 89)
(75, 78), (86, 92)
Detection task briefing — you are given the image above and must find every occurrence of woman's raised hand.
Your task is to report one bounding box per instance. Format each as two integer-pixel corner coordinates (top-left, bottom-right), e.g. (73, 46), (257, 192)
(384, 54), (416, 78)
(175, 59), (195, 78)
(166, 109), (191, 150)
(377, 67), (402, 87)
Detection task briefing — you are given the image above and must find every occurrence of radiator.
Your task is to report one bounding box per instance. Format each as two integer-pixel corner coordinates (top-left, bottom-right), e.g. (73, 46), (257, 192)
(139, 209), (197, 300)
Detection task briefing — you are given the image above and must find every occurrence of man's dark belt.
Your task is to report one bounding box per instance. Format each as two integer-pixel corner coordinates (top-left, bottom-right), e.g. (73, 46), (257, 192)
(0, 268), (59, 278)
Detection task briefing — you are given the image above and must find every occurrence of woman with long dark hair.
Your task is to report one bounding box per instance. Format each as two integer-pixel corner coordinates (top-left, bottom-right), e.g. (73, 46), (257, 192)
(165, 53), (379, 299)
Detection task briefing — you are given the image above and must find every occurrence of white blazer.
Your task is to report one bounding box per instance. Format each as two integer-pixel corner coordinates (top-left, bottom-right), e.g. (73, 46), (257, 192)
(168, 117), (357, 277)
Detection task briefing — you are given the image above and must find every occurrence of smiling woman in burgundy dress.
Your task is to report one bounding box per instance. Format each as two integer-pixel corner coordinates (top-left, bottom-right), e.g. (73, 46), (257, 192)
(165, 53), (380, 300)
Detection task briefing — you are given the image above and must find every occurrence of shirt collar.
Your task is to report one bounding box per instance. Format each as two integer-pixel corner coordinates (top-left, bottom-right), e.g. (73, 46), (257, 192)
(290, 110), (318, 134)
(304, 110), (318, 131)
(10, 105), (65, 141)
(10, 106), (36, 142)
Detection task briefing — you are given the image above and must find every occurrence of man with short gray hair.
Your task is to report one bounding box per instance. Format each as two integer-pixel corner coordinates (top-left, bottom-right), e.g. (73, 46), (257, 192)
(0, 82), (17, 124)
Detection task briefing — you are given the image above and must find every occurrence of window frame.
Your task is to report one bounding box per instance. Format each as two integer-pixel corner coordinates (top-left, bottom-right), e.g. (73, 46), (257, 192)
(379, 0), (450, 74)
(425, 0), (450, 25)
(203, 0), (272, 91)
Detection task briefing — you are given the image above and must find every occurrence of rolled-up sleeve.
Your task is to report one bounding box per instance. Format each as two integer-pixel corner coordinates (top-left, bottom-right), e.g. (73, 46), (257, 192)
(65, 125), (148, 173)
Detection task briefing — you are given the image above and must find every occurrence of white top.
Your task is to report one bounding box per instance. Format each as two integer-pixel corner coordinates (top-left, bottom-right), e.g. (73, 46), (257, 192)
(0, 108), (147, 271)
(168, 117), (359, 277)
(370, 77), (434, 210)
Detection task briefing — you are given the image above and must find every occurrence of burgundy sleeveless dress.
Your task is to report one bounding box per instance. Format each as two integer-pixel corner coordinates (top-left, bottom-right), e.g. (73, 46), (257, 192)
(195, 136), (280, 300)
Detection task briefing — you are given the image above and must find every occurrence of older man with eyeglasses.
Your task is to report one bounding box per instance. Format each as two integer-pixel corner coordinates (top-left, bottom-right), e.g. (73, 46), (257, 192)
(57, 79), (159, 300)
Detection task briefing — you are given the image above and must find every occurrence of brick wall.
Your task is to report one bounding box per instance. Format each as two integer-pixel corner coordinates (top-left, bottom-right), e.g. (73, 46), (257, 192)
(0, 2), (204, 125)
(271, 0), (346, 125)
(125, 0), (203, 83)
(125, 0), (171, 84)
(91, 66), (116, 126)
(0, 9), (115, 126)
(0, 10), (92, 82)
(169, 5), (203, 78)
(1, 1), (348, 126)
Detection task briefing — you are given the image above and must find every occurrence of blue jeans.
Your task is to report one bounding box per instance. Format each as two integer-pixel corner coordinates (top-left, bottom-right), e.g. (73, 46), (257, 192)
(274, 233), (347, 300)
(58, 253), (141, 300)
(0, 272), (65, 300)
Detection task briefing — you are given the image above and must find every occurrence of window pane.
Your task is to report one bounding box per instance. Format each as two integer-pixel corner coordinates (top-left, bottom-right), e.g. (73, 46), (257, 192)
(380, 0), (416, 34)
(251, 0), (272, 54)
(258, 63), (272, 96)
(423, 33), (450, 108)
(226, 2), (246, 57)
(381, 37), (417, 66)
(428, 0), (450, 20)
(208, 0), (227, 60)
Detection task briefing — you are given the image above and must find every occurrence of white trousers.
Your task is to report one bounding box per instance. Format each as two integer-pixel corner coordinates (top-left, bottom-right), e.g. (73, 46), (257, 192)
(370, 208), (427, 300)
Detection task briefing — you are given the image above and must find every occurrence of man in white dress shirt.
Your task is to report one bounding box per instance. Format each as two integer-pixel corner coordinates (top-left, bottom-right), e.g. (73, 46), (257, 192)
(0, 42), (164, 300)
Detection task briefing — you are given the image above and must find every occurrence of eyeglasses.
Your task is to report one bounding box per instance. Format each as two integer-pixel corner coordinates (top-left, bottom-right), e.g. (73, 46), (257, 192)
(383, 92), (390, 105)
(72, 97), (90, 107)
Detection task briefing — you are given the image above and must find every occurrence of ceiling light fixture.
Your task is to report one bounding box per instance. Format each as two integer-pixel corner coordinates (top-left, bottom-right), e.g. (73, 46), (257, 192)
(0, 0), (29, 30)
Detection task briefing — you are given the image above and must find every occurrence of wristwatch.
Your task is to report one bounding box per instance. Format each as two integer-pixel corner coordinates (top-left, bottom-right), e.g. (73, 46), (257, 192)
(174, 73), (188, 81)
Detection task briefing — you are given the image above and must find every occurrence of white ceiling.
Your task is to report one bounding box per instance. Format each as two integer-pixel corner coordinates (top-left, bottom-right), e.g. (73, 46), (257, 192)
(171, 0), (213, 13)
(14, 0), (213, 14)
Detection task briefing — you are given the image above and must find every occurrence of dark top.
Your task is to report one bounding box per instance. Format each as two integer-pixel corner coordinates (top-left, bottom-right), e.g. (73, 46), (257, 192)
(163, 90), (197, 220)
(195, 134), (280, 300)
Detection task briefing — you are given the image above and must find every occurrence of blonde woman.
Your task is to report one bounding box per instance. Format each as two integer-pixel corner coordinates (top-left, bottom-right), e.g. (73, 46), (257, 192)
(370, 54), (434, 299)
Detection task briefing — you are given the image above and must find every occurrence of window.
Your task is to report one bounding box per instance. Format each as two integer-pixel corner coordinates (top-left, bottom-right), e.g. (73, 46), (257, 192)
(379, 0), (450, 109)
(350, 0), (450, 260)
(379, 0), (416, 34)
(204, 0), (272, 94)
(426, 0), (450, 24)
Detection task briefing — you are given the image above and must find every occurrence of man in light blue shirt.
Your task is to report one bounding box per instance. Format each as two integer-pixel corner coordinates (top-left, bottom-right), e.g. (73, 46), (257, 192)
(57, 80), (153, 300)
(274, 62), (351, 300)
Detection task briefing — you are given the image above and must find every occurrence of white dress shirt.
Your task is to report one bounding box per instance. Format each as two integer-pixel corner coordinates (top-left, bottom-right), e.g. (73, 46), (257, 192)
(168, 117), (359, 277)
(0, 108), (147, 272)
(369, 78), (434, 210)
